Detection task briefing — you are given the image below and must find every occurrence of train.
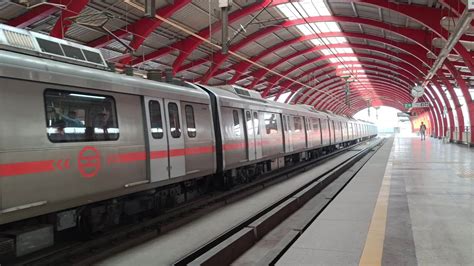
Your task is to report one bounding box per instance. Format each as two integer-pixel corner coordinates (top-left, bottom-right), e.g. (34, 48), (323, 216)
(0, 24), (376, 257)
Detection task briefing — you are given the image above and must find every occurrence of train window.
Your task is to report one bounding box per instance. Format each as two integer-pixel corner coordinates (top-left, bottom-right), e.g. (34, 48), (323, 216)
(286, 116), (291, 132)
(37, 38), (64, 56)
(83, 50), (103, 64)
(264, 113), (278, 135)
(185, 105), (196, 138)
(168, 102), (181, 138)
(294, 117), (302, 132)
(149, 101), (163, 139)
(253, 112), (260, 135)
(312, 118), (320, 131)
(233, 110), (241, 136)
(282, 116), (287, 131)
(61, 44), (86, 61)
(44, 89), (119, 142)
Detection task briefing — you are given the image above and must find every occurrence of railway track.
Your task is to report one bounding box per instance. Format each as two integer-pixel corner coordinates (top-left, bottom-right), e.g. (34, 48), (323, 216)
(12, 139), (378, 265)
(175, 138), (385, 265)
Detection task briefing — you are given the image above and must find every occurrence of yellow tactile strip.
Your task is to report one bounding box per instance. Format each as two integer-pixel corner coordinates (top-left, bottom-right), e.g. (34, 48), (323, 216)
(359, 161), (393, 266)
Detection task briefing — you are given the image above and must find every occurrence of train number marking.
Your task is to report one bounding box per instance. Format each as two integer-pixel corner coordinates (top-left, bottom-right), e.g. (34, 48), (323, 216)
(78, 146), (101, 178)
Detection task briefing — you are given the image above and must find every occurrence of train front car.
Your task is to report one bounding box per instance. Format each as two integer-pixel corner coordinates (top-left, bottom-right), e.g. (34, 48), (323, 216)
(0, 24), (216, 258)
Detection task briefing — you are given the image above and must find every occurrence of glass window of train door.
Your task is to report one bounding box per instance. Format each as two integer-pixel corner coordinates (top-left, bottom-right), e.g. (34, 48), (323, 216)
(185, 105), (196, 138)
(233, 109), (241, 136)
(332, 121), (336, 140)
(149, 100), (163, 139)
(168, 102), (181, 138)
(253, 112), (260, 135)
(246, 111), (252, 129)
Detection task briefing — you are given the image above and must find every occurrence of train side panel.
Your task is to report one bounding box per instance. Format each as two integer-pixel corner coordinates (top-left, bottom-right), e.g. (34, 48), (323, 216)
(0, 79), (146, 223)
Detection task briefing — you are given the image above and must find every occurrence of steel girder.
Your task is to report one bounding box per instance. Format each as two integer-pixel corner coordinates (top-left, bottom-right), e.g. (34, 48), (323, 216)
(322, 87), (420, 111)
(128, 0), (473, 74)
(7, 1), (59, 28)
(431, 79), (458, 140)
(257, 52), (423, 98)
(176, 15), (435, 83)
(284, 60), (419, 103)
(49, 0), (89, 38)
(207, 31), (429, 83)
(87, 1), (191, 50)
(128, 0), (278, 69)
(255, 44), (426, 96)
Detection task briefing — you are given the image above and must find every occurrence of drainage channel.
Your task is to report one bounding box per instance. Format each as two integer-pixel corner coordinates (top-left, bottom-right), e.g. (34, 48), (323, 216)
(175, 138), (385, 266)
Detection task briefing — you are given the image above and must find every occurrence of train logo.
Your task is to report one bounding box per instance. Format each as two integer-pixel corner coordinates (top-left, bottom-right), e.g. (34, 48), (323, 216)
(78, 146), (101, 178)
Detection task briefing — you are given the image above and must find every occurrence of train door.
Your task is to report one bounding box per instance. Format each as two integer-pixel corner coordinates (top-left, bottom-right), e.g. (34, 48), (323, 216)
(253, 111), (263, 159)
(165, 99), (186, 178)
(245, 110), (256, 161)
(144, 97), (169, 182)
(304, 117), (310, 147)
(286, 116), (294, 152)
(327, 120), (332, 144)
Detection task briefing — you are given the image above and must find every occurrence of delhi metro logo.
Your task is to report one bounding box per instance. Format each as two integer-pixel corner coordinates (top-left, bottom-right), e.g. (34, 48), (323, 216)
(78, 146), (101, 179)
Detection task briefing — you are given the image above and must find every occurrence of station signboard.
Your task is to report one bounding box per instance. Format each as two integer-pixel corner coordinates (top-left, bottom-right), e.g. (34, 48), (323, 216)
(469, 0), (474, 11)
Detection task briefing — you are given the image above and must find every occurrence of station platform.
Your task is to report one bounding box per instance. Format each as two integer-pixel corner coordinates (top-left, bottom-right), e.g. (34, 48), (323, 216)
(277, 136), (474, 265)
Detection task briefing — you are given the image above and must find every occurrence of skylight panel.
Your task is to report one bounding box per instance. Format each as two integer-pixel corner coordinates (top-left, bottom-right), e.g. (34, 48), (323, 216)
(320, 49), (332, 55)
(313, 1), (331, 15)
(311, 39), (324, 46)
(299, 2), (317, 16)
(276, 1), (364, 81)
(276, 0), (330, 19)
(277, 4), (300, 20)
(326, 22), (341, 32)
(335, 48), (353, 53)
(325, 37), (346, 44)
(296, 24), (314, 35)
(314, 22), (330, 33)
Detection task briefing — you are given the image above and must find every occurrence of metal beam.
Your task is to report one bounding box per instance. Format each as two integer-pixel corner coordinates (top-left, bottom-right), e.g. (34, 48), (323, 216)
(49, 0), (89, 38)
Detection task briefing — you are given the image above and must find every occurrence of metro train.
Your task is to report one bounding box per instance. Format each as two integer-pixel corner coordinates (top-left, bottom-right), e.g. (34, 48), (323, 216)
(0, 24), (376, 256)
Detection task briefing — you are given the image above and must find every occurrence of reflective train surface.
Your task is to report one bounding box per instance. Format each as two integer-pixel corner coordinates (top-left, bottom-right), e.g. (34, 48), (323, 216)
(0, 24), (376, 257)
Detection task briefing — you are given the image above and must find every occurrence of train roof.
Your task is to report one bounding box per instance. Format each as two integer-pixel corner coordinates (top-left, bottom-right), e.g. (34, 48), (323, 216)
(202, 84), (354, 121)
(0, 49), (210, 104)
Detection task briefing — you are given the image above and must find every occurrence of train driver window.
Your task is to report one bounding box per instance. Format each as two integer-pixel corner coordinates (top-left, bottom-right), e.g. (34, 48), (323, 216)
(149, 101), (163, 139)
(45, 89), (119, 142)
(168, 102), (181, 138)
(185, 105), (196, 138)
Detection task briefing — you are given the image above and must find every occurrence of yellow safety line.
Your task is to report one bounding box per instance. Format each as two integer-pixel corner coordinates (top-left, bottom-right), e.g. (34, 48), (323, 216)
(359, 161), (393, 266)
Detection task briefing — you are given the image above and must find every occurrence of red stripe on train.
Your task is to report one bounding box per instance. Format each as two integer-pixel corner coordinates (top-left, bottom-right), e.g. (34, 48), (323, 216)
(223, 143), (246, 150)
(0, 160), (56, 177)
